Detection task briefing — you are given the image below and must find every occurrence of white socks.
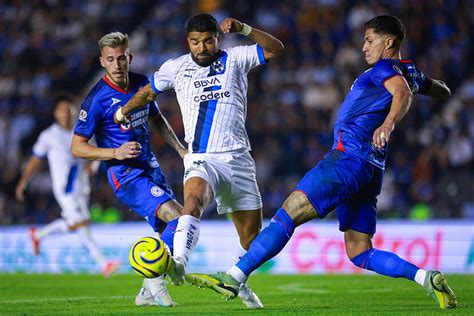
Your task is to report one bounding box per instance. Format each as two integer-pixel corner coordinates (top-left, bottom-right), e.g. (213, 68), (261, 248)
(414, 268), (427, 286)
(232, 243), (247, 263)
(78, 226), (106, 267)
(228, 243), (248, 284)
(173, 215), (200, 267)
(36, 219), (68, 239)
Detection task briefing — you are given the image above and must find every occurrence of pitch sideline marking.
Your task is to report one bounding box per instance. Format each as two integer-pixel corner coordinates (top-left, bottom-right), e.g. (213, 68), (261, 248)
(0, 295), (135, 304)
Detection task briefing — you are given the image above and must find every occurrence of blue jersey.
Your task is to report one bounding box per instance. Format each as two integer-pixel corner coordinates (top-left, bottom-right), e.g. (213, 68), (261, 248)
(74, 72), (160, 188)
(332, 59), (431, 169)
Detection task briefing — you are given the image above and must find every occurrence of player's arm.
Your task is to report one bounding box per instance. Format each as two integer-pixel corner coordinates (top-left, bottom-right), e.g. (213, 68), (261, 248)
(373, 75), (413, 148)
(151, 111), (188, 159)
(15, 156), (43, 202)
(114, 84), (158, 123)
(420, 78), (451, 99)
(71, 134), (141, 161)
(220, 18), (284, 61)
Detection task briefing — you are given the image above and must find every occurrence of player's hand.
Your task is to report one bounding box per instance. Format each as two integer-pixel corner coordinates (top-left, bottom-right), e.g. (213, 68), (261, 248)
(15, 183), (26, 202)
(220, 18), (243, 34)
(372, 123), (394, 149)
(114, 141), (142, 160)
(114, 107), (129, 124)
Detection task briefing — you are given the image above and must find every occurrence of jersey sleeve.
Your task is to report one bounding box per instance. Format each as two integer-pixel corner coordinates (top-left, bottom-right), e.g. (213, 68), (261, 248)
(370, 60), (402, 87)
(74, 94), (104, 139)
(150, 59), (175, 94)
(32, 131), (49, 159)
(227, 44), (267, 73)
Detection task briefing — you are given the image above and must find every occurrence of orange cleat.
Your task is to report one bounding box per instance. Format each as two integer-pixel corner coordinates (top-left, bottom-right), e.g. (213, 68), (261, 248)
(102, 261), (121, 277)
(29, 227), (40, 256)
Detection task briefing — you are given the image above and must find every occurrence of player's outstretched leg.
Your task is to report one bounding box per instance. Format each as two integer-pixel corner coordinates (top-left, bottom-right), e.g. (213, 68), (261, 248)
(423, 270), (457, 309)
(185, 271), (239, 300)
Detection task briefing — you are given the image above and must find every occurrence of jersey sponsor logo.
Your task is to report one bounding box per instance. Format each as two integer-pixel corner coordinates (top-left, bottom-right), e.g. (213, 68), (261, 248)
(120, 119), (131, 131)
(110, 98), (121, 106)
(193, 76), (221, 88)
(79, 109), (87, 122)
(151, 186), (164, 197)
(193, 89), (231, 102)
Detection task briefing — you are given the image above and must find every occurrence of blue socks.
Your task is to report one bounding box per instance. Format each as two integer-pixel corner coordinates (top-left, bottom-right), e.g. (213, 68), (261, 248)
(236, 208), (295, 276)
(350, 248), (419, 280)
(160, 218), (178, 255)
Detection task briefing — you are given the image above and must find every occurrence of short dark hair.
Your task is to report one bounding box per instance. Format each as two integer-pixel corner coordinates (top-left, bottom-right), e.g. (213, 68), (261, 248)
(364, 15), (406, 45)
(185, 14), (218, 35)
(52, 94), (73, 113)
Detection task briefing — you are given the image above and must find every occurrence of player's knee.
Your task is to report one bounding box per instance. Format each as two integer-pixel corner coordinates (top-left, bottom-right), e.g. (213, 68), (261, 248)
(183, 194), (205, 217)
(282, 191), (316, 226)
(345, 241), (371, 260)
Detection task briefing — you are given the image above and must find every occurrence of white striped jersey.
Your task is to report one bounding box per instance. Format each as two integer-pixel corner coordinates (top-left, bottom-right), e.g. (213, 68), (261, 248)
(151, 44), (267, 153)
(33, 123), (90, 199)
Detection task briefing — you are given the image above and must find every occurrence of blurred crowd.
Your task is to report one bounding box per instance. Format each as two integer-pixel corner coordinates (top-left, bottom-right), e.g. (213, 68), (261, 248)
(0, 0), (473, 225)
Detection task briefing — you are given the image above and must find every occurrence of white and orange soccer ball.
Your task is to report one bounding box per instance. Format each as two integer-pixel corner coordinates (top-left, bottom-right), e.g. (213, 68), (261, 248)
(129, 236), (171, 278)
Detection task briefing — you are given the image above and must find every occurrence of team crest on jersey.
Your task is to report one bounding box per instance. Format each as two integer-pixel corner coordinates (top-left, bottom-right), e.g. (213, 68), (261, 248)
(79, 109), (87, 122)
(151, 186), (164, 197)
(211, 59), (225, 73)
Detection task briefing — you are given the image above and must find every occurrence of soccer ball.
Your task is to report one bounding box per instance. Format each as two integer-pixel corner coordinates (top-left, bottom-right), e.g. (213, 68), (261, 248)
(129, 236), (171, 278)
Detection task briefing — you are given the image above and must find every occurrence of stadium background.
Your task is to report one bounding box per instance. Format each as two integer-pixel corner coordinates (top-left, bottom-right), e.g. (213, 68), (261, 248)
(0, 0), (473, 275)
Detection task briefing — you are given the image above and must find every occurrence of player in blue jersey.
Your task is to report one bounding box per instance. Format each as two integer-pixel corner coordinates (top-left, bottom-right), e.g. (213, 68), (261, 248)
(186, 15), (458, 310)
(71, 32), (187, 307)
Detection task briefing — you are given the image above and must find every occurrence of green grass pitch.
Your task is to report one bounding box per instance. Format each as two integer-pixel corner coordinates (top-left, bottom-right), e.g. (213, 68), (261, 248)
(0, 273), (472, 315)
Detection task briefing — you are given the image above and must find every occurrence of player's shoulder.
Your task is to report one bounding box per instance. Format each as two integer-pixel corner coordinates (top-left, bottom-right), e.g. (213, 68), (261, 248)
(129, 71), (150, 87)
(81, 78), (110, 110)
(38, 123), (58, 140)
(372, 58), (404, 76)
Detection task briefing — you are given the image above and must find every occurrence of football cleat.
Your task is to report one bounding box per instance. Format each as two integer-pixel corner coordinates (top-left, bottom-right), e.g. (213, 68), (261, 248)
(135, 281), (155, 306)
(145, 276), (177, 307)
(423, 270), (457, 309)
(238, 282), (263, 308)
(167, 257), (185, 286)
(102, 260), (121, 277)
(186, 272), (239, 299)
(29, 227), (40, 256)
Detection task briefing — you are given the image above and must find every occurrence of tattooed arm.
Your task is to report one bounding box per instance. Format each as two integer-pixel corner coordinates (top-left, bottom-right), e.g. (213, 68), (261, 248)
(114, 84), (157, 123)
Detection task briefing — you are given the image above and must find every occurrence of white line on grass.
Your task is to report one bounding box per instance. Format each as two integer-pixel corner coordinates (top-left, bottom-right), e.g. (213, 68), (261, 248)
(0, 296), (134, 304)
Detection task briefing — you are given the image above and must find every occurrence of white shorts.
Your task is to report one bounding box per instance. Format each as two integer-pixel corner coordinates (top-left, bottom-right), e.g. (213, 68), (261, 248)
(183, 149), (263, 214)
(56, 194), (91, 226)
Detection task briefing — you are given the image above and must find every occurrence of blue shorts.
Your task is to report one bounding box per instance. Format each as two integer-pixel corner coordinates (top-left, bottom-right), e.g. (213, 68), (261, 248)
(295, 150), (383, 235)
(111, 167), (175, 231)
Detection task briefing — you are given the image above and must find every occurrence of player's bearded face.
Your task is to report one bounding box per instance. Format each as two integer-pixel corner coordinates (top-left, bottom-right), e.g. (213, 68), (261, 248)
(100, 45), (131, 89)
(362, 29), (388, 66)
(187, 31), (220, 67)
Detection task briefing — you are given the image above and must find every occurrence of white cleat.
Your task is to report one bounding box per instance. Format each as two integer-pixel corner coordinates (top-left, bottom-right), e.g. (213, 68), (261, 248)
(136, 276), (177, 307)
(238, 283), (263, 309)
(135, 281), (156, 306)
(167, 257), (185, 286)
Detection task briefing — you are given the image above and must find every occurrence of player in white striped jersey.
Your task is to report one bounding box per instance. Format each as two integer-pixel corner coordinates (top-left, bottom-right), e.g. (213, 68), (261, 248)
(115, 14), (284, 308)
(15, 95), (119, 277)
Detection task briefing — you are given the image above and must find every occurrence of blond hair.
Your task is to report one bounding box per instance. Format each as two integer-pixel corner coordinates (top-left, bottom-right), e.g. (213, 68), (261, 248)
(98, 32), (130, 52)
